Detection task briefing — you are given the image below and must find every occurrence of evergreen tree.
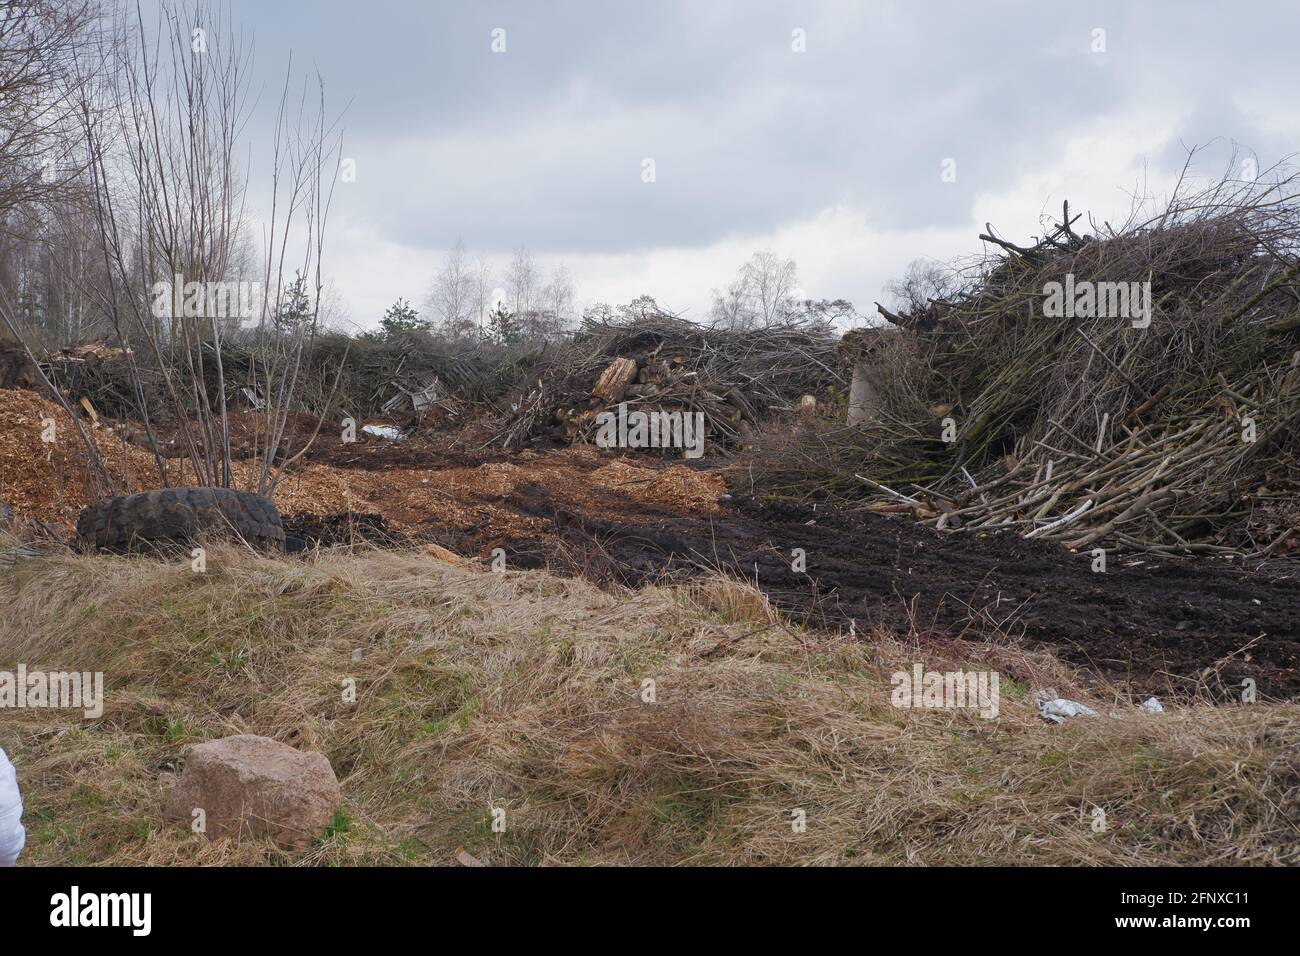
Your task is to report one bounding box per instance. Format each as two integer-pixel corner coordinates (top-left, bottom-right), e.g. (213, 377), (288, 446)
(274, 272), (312, 332)
(487, 303), (521, 345)
(377, 298), (430, 338)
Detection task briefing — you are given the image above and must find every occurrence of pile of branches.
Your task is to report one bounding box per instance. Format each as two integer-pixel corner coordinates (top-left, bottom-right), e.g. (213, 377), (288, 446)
(495, 312), (843, 451)
(309, 331), (540, 419)
(42, 331), (542, 424)
(759, 168), (1300, 556)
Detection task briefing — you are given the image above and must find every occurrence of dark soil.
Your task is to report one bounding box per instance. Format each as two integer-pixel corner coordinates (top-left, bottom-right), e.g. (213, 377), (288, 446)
(303, 431), (514, 470)
(119, 411), (510, 470)
(495, 492), (1300, 700)
(282, 511), (403, 550)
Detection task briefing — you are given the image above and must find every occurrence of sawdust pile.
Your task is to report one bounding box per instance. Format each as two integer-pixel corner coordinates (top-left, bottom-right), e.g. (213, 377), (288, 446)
(0, 389), (725, 538)
(0, 389), (158, 525)
(253, 445), (725, 545)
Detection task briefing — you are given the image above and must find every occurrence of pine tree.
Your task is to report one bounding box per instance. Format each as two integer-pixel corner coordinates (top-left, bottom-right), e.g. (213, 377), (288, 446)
(274, 272), (312, 332)
(487, 303), (521, 345)
(378, 298), (430, 338)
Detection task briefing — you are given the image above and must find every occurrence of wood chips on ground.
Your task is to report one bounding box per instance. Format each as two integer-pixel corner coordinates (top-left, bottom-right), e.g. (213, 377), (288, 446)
(0, 389), (725, 536)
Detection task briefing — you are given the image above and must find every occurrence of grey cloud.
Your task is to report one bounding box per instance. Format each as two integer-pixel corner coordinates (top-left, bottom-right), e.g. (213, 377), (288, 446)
(217, 0), (1299, 290)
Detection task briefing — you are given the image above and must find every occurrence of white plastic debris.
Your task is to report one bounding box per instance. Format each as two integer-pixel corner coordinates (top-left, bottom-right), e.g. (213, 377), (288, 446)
(361, 424), (404, 440)
(1141, 697), (1164, 714)
(0, 747), (25, 867)
(1037, 697), (1099, 724)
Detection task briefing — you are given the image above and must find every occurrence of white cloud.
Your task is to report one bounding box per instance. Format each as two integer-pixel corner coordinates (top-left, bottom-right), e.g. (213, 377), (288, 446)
(263, 2), (1299, 331)
(326, 106), (1193, 329)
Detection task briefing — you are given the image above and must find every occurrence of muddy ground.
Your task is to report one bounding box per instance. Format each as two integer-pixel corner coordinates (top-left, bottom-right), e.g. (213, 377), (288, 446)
(5, 386), (1298, 700)
(438, 487), (1300, 701)
(203, 424), (1300, 701)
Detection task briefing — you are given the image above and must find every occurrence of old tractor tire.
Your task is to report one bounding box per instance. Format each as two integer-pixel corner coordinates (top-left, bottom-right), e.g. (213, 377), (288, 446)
(75, 488), (285, 553)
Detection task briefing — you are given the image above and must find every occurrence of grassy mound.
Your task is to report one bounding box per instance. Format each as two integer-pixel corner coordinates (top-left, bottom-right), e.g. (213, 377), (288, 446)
(1, 541), (1295, 865)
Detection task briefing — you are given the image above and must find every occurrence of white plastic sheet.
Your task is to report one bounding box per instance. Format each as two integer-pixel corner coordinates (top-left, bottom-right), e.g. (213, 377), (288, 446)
(0, 747), (24, 866)
(1038, 697), (1099, 724)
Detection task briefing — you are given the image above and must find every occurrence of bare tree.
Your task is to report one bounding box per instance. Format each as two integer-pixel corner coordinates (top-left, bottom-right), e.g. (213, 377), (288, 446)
(426, 236), (477, 339)
(885, 258), (956, 315)
(0, 0), (93, 230)
(506, 243), (536, 317)
(747, 250), (799, 326)
(314, 277), (348, 332)
(789, 297), (856, 327)
(472, 253), (493, 331)
(709, 250), (799, 329)
(0, 0), (97, 335)
(708, 276), (748, 329)
(1, 192), (108, 348)
(73, 0), (342, 494)
(542, 261), (574, 328)
(0, 1), (111, 493)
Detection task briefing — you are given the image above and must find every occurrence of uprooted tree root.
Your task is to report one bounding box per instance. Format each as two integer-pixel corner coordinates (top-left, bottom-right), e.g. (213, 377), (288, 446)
(2, 541), (1295, 866)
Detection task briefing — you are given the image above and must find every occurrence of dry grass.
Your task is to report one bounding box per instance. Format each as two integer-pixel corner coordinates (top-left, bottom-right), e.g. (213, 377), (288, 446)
(0, 539), (1295, 866)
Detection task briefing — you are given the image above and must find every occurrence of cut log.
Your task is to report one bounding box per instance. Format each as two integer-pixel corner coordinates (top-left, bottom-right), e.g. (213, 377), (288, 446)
(593, 357), (638, 403)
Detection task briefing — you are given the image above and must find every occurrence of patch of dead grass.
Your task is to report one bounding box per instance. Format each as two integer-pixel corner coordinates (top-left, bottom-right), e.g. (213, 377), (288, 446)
(0, 542), (1295, 866)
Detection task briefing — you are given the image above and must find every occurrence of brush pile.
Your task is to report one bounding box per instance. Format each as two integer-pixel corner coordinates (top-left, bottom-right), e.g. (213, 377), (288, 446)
(38, 332), (540, 423)
(495, 312), (843, 451)
(761, 172), (1300, 555)
(310, 332), (539, 417)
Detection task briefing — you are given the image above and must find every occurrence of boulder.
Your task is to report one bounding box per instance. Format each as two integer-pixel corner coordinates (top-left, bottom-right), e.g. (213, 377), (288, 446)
(164, 735), (340, 848)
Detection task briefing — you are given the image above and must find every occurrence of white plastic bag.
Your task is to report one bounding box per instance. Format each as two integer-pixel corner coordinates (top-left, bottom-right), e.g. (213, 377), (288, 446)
(0, 747), (24, 866)
(1038, 697), (1099, 724)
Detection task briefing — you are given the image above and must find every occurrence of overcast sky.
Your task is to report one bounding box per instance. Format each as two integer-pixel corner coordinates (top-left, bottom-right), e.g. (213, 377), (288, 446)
(218, 0), (1300, 331)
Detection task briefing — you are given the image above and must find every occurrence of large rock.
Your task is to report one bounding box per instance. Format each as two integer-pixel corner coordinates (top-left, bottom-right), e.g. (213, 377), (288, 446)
(164, 735), (340, 848)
